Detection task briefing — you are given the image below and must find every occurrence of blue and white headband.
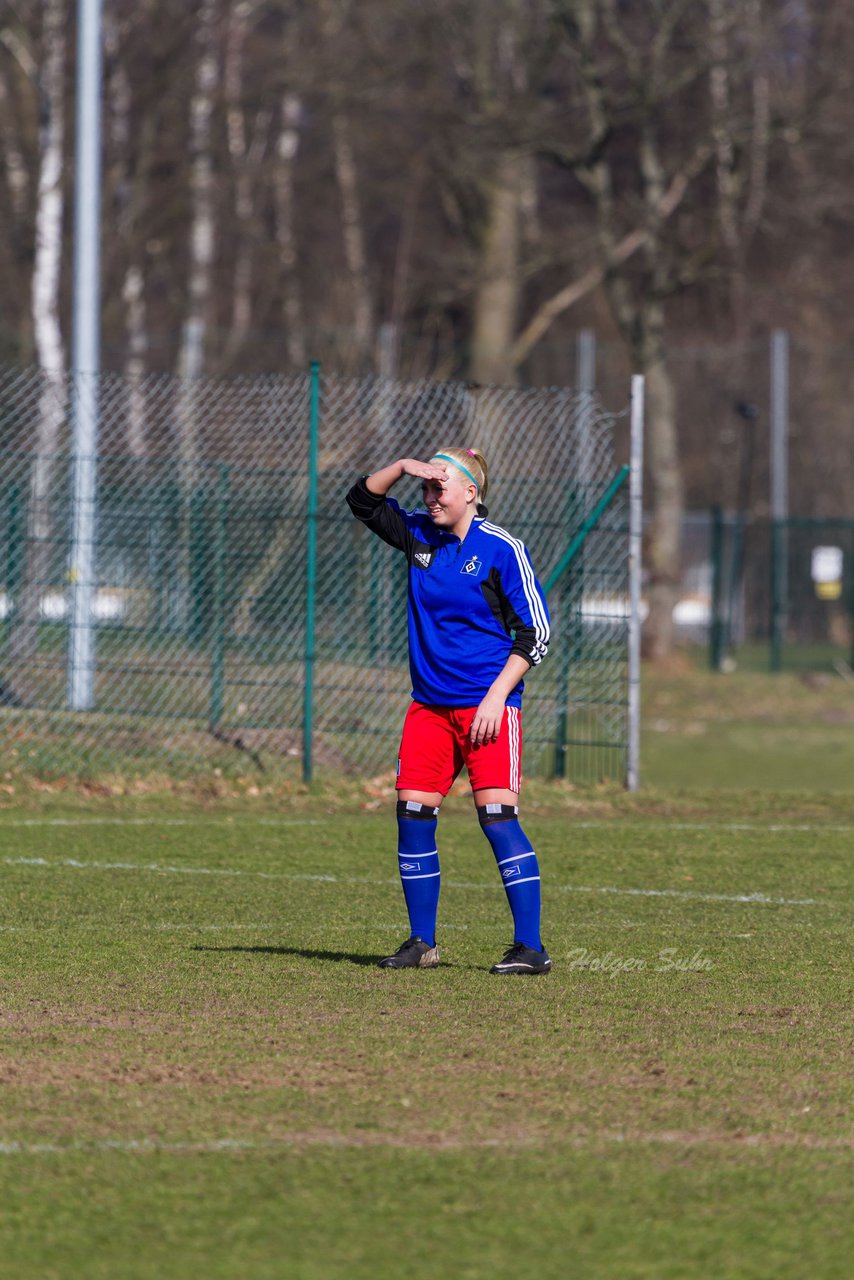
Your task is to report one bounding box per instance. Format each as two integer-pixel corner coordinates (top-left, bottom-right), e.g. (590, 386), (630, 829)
(431, 453), (479, 491)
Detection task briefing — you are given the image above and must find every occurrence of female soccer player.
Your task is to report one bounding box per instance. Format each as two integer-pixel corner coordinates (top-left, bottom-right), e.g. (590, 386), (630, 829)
(346, 447), (552, 975)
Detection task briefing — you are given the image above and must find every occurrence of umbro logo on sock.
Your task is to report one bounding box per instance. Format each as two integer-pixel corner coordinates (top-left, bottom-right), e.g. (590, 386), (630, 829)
(399, 862), (421, 871)
(502, 866), (521, 878)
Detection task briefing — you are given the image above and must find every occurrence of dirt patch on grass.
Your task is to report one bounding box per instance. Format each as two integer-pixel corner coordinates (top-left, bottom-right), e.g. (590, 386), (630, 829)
(0, 1007), (167, 1034)
(0, 1057), (363, 1089)
(612, 1129), (854, 1150)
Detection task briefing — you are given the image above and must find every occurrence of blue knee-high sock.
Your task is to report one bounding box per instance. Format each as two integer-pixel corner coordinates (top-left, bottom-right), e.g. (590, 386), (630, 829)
(478, 804), (542, 950)
(396, 800), (440, 947)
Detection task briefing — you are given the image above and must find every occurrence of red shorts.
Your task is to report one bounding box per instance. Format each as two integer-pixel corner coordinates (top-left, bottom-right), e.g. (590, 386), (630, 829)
(396, 701), (522, 796)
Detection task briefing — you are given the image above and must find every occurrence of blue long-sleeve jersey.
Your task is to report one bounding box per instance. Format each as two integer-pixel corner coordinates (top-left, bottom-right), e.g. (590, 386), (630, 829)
(346, 478), (550, 708)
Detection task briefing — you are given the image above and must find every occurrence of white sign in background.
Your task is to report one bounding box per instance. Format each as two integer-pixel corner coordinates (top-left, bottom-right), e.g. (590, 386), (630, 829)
(810, 545), (843, 584)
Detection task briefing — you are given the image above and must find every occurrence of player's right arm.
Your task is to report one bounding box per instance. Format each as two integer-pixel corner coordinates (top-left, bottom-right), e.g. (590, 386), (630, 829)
(364, 458), (448, 495)
(346, 458), (448, 551)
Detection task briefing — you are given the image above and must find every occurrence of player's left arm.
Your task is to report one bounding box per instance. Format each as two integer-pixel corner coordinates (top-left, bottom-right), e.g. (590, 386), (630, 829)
(470, 654), (533, 746)
(471, 543), (550, 745)
(491, 541), (550, 668)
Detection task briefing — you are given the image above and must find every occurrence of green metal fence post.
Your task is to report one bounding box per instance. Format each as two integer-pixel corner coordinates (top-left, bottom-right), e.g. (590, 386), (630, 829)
(709, 504), (725, 671)
(553, 485), (584, 780)
(7, 482), (23, 604)
(543, 466), (630, 595)
(209, 463), (230, 727)
(553, 588), (568, 778)
(849, 526), (854, 672)
(369, 537), (381, 662)
(553, 564), (584, 780)
(303, 361), (321, 784)
(189, 486), (208, 646)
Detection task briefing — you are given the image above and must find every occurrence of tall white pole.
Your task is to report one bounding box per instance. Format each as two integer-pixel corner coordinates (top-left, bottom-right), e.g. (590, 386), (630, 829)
(576, 328), (596, 494)
(576, 328), (595, 393)
(627, 374), (645, 792)
(67, 0), (104, 710)
(770, 329), (789, 670)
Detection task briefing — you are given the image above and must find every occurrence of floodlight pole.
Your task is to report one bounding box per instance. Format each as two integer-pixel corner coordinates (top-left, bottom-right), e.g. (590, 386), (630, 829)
(769, 329), (789, 672)
(67, 0), (104, 710)
(576, 327), (596, 491)
(627, 374), (645, 793)
(302, 361), (321, 784)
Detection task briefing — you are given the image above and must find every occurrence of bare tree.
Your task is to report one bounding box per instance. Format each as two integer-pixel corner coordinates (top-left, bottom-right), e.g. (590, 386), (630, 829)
(561, 1), (694, 657)
(529, 0), (785, 657)
(104, 3), (152, 456)
(220, 0), (272, 368)
(0, 25), (31, 218)
(273, 89), (306, 370)
(0, 11), (35, 363)
(421, 0), (549, 385)
(176, 0), (220, 476)
(8, 0), (66, 678)
(318, 0), (374, 369)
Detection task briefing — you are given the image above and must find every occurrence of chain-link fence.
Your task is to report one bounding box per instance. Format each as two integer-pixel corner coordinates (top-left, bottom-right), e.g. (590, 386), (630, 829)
(0, 363), (636, 784)
(702, 512), (854, 673)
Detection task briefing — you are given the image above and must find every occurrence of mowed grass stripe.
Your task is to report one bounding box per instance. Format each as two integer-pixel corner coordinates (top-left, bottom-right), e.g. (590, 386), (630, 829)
(0, 1143), (851, 1280)
(0, 853), (824, 906)
(2, 1130), (852, 1155)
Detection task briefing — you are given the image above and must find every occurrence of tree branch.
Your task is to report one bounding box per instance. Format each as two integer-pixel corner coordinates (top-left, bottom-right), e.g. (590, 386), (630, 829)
(508, 143), (712, 369)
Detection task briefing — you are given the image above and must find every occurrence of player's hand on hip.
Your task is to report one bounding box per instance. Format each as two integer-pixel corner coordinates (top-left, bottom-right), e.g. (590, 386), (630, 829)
(470, 694), (505, 746)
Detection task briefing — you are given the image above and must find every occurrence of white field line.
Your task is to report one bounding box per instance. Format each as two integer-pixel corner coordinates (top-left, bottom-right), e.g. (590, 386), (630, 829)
(0, 816), (851, 833)
(0, 854), (823, 907)
(0, 817), (321, 828)
(573, 821), (854, 833)
(0, 919), (469, 933)
(553, 884), (823, 906)
(0, 1132), (849, 1157)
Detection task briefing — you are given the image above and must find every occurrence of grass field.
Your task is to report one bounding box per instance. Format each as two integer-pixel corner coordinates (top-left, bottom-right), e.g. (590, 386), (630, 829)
(0, 668), (852, 1278)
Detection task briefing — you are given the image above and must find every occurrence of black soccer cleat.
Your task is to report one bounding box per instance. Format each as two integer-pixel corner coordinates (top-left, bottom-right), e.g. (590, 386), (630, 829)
(489, 942), (551, 975)
(378, 935), (440, 969)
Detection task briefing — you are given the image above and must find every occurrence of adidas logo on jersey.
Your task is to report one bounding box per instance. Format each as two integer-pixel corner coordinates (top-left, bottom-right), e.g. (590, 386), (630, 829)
(414, 550), (433, 568)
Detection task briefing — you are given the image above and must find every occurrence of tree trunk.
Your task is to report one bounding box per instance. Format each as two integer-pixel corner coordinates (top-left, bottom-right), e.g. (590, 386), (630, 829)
(229, 90), (304, 636)
(221, 0), (271, 368)
(174, 0), (219, 634)
(0, 65), (28, 219)
(641, 330), (683, 663)
(229, 76), (304, 634)
(176, 0), (219, 477)
(8, 0), (66, 684)
(105, 9), (149, 456)
(122, 264), (148, 457)
(274, 92), (305, 371)
(470, 151), (524, 387)
(331, 109), (373, 369)
(0, 31), (34, 361)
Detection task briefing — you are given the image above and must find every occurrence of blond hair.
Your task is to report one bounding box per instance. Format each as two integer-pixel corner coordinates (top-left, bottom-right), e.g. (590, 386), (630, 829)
(431, 447), (489, 508)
